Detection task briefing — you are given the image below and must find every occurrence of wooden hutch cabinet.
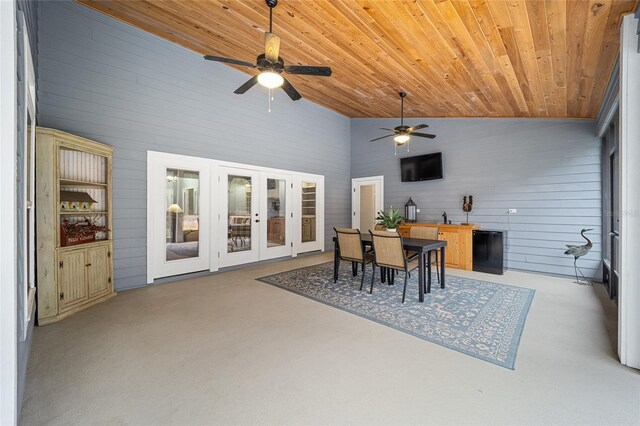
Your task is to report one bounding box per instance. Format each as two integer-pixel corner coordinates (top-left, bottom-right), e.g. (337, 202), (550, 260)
(35, 127), (115, 325)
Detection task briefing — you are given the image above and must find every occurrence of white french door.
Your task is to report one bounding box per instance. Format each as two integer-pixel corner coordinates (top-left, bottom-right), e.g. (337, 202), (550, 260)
(148, 152), (324, 281)
(296, 174), (325, 254)
(260, 172), (293, 260)
(148, 152), (211, 281)
(219, 167), (260, 267)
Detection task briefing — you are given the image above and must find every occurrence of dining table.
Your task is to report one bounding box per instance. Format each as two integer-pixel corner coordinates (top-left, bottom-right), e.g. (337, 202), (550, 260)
(333, 233), (447, 302)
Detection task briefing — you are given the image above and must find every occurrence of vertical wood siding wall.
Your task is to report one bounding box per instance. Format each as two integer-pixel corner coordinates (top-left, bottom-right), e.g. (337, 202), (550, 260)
(351, 118), (602, 278)
(37, 1), (351, 291)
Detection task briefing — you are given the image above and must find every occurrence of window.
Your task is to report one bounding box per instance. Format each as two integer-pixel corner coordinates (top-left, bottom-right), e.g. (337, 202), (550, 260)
(20, 11), (36, 339)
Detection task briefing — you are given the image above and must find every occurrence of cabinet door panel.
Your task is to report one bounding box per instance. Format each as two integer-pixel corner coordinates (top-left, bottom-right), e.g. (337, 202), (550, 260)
(87, 245), (110, 298)
(438, 231), (460, 267)
(58, 250), (88, 311)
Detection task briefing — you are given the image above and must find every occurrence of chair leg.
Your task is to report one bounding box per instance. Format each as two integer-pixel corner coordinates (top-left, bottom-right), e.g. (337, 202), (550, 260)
(367, 264), (375, 292)
(360, 261), (366, 290)
(352, 262), (358, 276)
(370, 265), (376, 294)
(402, 272), (408, 303)
(435, 251), (440, 284)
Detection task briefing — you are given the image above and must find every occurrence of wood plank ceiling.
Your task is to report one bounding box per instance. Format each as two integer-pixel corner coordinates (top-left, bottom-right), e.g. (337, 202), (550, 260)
(76, 0), (638, 118)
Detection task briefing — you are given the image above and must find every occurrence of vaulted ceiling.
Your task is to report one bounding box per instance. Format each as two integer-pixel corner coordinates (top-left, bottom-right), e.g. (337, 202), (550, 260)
(77, 0), (638, 119)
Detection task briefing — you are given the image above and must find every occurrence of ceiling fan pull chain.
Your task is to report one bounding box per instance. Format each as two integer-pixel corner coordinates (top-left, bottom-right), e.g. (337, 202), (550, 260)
(268, 88), (272, 112)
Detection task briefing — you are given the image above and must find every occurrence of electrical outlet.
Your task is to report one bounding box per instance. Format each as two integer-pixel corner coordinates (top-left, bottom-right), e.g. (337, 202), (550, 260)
(508, 208), (517, 214)
(416, 208), (421, 213)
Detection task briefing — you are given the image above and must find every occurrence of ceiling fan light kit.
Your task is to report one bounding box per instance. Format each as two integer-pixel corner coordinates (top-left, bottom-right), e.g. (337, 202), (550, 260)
(370, 92), (436, 154)
(257, 71), (284, 89)
(203, 0), (332, 108)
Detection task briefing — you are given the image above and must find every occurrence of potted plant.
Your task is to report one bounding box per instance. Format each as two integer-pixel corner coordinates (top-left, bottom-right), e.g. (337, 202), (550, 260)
(375, 208), (405, 232)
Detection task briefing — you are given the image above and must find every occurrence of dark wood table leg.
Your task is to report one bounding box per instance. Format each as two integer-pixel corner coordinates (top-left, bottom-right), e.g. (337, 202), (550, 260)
(440, 246), (446, 289)
(427, 250), (432, 294)
(418, 251), (425, 302)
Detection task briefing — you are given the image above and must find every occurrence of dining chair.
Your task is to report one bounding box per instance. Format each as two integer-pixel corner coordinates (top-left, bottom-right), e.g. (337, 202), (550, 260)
(408, 226), (440, 284)
(334, 228), (373, 289)
(369, 230), (419, 303)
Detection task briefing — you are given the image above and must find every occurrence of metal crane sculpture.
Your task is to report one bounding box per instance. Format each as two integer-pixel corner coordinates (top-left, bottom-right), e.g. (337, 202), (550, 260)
(564, 228), (594, 285)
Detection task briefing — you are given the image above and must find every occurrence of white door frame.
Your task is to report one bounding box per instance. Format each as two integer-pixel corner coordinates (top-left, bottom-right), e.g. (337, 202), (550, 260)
(0, 0), (18, 422)
(352, 176), (384, 230)
(618, 14), (640, 369)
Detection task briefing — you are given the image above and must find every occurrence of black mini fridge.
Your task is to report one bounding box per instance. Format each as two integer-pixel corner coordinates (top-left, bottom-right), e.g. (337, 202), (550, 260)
(473, 230), (506, 275)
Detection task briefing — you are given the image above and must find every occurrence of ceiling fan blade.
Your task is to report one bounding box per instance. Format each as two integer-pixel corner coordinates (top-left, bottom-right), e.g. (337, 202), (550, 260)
(380, 128), (395, 131)
(234, 75), (259, 94)
(281, 77), (302, 101)
(369, 134), (395, 142)
(407, 124), (429, 132)
(284, 65), (332, 77)
(264, 32), (281, 63)
(410, 132), (437, 139)
(204, 55), (255, 68)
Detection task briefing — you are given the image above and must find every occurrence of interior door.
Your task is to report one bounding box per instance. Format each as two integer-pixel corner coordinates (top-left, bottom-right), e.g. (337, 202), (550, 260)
(260, 173), (292, 260)
(352, 176), (384, 232)
(220, 167), (260, 267)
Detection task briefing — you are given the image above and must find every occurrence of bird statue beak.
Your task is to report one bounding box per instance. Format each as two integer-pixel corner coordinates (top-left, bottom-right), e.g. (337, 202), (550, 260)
(584, 228), (594, 232)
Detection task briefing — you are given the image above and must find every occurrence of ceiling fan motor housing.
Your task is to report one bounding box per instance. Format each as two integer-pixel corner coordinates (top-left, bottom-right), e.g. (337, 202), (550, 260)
(256, 53), (284, 73)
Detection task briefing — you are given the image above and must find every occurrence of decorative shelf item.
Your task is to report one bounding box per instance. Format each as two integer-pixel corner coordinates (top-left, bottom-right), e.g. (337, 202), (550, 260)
(60, 190), (97, 212)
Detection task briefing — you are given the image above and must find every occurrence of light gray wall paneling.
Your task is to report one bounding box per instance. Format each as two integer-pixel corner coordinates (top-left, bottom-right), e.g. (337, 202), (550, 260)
(37, 1), (351, 291)
(16, 0), (38, 416)
(351, 118), (602, 278)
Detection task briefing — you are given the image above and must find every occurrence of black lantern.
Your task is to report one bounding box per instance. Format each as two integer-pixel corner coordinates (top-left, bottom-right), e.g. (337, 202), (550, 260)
(405, 197), (417, 222)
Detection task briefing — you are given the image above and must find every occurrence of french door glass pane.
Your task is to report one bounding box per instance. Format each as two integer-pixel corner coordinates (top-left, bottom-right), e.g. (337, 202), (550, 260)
(267, 179), (286, 247)
(301, 182), (316, 242)
(228, 175), (252, 253)
(165, 169), (200, 261)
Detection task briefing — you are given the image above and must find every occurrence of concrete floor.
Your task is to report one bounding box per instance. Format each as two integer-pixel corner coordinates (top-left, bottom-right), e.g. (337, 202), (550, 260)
(20, 253), (639, 425)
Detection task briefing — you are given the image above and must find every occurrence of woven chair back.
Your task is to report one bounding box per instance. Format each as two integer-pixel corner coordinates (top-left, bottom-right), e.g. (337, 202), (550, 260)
(370, 230), (405, 270)
(335, 228), (364, 262)
(409, 226), (439, 240)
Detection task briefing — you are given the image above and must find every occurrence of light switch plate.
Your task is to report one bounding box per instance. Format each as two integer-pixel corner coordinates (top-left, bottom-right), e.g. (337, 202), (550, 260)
(508, 208), (517, 214)
(416, 209), (421, 213)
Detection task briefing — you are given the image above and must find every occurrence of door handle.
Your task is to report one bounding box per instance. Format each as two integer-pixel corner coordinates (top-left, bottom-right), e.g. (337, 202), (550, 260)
(85, 263), (92, 267)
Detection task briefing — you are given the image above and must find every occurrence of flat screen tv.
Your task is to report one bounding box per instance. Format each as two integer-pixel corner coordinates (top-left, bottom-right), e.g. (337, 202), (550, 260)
(400, 152), (443, 182)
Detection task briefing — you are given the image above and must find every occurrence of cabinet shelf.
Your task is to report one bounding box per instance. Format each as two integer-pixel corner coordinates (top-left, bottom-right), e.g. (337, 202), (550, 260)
(60, 211), (108, 216)
(60, 179), (107, 188)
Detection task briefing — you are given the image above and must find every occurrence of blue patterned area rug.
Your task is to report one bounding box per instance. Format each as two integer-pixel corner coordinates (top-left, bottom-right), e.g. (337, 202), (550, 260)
(257, 262), (535, 369)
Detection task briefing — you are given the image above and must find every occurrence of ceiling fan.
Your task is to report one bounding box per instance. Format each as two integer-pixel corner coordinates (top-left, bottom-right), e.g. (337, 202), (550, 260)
(370, 92), (436, 146)
(204, 0), (332, 101)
